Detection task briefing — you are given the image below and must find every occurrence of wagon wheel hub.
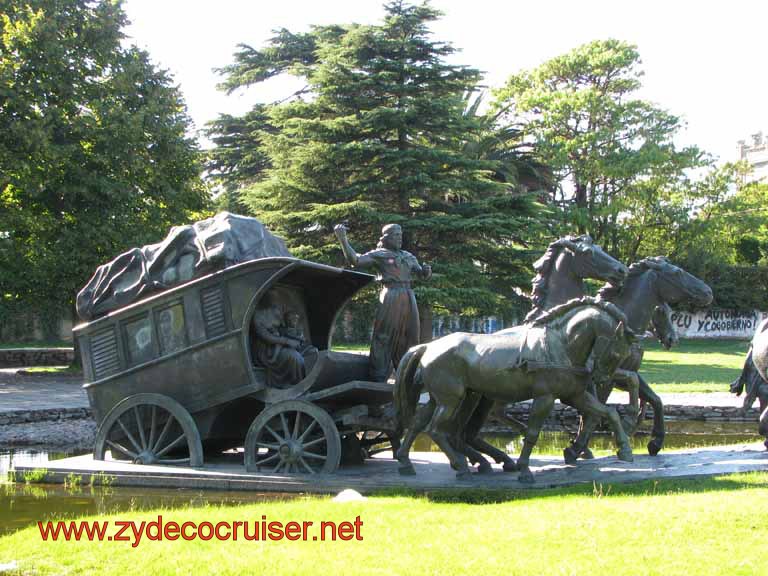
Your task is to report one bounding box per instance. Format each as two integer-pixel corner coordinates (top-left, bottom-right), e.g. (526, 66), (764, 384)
(134, 450), (158, 465)
(279, 441), (302, 463)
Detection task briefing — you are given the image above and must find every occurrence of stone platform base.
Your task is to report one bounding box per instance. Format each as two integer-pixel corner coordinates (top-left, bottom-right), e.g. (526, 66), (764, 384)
(12, 444), (768, 494)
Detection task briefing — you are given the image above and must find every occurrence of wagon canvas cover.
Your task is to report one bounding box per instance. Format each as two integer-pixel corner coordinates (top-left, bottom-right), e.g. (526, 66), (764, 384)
(76, 212), (291, 320)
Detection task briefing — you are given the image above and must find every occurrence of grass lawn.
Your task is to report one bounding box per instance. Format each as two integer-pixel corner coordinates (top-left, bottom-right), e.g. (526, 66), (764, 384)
(17, 366), (82, 376)
(641, 338), (749, 393)
(1, 473), (766, 575)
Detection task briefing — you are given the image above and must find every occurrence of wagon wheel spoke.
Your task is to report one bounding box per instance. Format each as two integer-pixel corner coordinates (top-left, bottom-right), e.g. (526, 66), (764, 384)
(273, 460), (285, 474)
(265, 424), (284, 443)
(297, 419), (317, 443)
(155, 433), (186, 458)
(159, 458), (190, 465)
(134, 406), (147, 450)
(152, 413), (174, 453)
(147, 405), (157, 452)
(106, 439), (137, 460)
(256, 441), (280, 451)
(302, 436), (327, 450)
(298, 457), (315, 474)
(301, 451), (327, 461)
(280, 413), (290, 439)
(256, 452), (281, 467)
(292, 411), (302, 440)
(116, 417), (142, 453)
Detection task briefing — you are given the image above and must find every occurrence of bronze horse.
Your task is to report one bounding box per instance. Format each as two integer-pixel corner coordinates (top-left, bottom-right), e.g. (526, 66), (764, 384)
(394, 299), (636, 483)
(444, 234), (628, 470)
(731, 318), (768, 446)
(568, 257), (713, 459)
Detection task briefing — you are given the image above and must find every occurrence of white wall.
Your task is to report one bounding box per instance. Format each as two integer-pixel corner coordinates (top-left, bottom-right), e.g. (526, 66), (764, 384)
(670, 309), (767, 339)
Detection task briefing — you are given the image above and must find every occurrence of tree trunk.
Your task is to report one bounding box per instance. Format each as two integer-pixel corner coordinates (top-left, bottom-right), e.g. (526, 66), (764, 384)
(418, 301), (433, 343)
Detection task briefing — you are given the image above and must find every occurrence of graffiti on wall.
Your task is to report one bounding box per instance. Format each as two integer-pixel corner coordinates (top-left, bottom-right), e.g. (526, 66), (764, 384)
(670, 309), (768, 339)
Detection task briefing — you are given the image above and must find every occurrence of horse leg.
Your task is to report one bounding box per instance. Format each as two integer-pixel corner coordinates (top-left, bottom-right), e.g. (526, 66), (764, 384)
(569, 378), (615, 461)
(464, 398), (517, 472)
(517, 394), (555, 484)
(396, 399), (435, 475)
(449, 392), (494, 474)
(639, 374), (665, 455)
(566, 414), (600, 464)
(570, 392), (633, 463)
(612, 369), (640, 435)
(427, 399), (472, 479)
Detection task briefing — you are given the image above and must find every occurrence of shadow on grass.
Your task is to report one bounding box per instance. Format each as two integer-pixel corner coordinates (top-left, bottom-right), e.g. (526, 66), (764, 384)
(370, 472), (768, 504)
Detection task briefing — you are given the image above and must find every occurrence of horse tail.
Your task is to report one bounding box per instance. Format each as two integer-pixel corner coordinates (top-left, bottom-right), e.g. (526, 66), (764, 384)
(394, 344), (428, 434)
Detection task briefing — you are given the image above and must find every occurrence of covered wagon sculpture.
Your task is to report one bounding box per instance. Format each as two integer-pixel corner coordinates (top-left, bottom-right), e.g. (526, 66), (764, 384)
(73, 213), (398, 474)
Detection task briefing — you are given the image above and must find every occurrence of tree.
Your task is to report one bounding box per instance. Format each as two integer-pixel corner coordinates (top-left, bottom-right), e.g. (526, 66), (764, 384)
(0, 0), (209, 332)
(210, 1), (548, 328)
(492, 39), (705, 258)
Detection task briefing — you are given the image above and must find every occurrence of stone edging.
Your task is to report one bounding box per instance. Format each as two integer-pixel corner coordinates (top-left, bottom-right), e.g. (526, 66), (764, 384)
(0, 407), (93, 426)
(0, 348), (75, 367)
(504, 402), (762, 425)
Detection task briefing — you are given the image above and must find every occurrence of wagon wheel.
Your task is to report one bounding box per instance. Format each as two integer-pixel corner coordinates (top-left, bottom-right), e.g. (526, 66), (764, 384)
(245, 400), (341, 474)
(94, 393), (203, 467)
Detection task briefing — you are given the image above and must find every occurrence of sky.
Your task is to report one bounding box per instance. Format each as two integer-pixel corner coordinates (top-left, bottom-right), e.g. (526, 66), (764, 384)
(123, 0), (768, 163)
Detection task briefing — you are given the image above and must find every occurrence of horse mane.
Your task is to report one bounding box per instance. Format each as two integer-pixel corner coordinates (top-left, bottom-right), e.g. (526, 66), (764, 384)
(527, 235), (591, 321)
(597, 256), (668, 300)
(530, 296), (631, 333)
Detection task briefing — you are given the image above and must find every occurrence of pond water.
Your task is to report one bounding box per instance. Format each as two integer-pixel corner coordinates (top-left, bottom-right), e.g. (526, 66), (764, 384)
(1, 420), (763, 536)
(413, 420), (765, 456)
(0, 450), (296, 536)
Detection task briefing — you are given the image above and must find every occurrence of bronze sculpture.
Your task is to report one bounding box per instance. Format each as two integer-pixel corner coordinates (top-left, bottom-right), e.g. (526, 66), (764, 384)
(568, 257), (713, 459)
(394, 298), (637, 482)
(334, 223), (431, 381)
(389, 234), (629, 472)
(251, 302), (307, 389)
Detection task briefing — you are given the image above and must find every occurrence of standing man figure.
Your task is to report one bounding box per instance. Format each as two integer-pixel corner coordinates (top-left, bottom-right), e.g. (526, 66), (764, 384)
(334, 223), (431, 381)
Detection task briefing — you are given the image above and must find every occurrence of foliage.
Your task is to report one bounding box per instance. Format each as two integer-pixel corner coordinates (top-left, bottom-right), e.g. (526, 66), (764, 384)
(22, 468), (47, 484)
(629, 162), (768, 309)
(0, 0), (210, 324)
(492, 39), (706, 258)
(209, 1), (550, 319)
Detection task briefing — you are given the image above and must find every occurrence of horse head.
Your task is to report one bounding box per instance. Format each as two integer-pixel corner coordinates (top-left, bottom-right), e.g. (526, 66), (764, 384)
(651, 302), (678, 350)
(553, 235), (628, 287)
(643, 257), (713, 308)
(528, 235), (627, 320)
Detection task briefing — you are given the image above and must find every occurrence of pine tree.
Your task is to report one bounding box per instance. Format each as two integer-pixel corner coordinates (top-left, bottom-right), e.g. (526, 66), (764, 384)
(213, 1), (548, 326)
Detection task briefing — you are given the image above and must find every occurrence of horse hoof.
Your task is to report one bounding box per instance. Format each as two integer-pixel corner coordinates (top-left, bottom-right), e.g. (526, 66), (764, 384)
(398, 464), (416, 476)
(647, 440), (662, 456)
(518, 469), (535, 484)
(456, 470), (473, 480)
(617, 448), (634, 463)
(476, 461), (493, 474)
(502, 459), (518, 473)
(563, 446), (578, 465)
(580, 447), (595, 460)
